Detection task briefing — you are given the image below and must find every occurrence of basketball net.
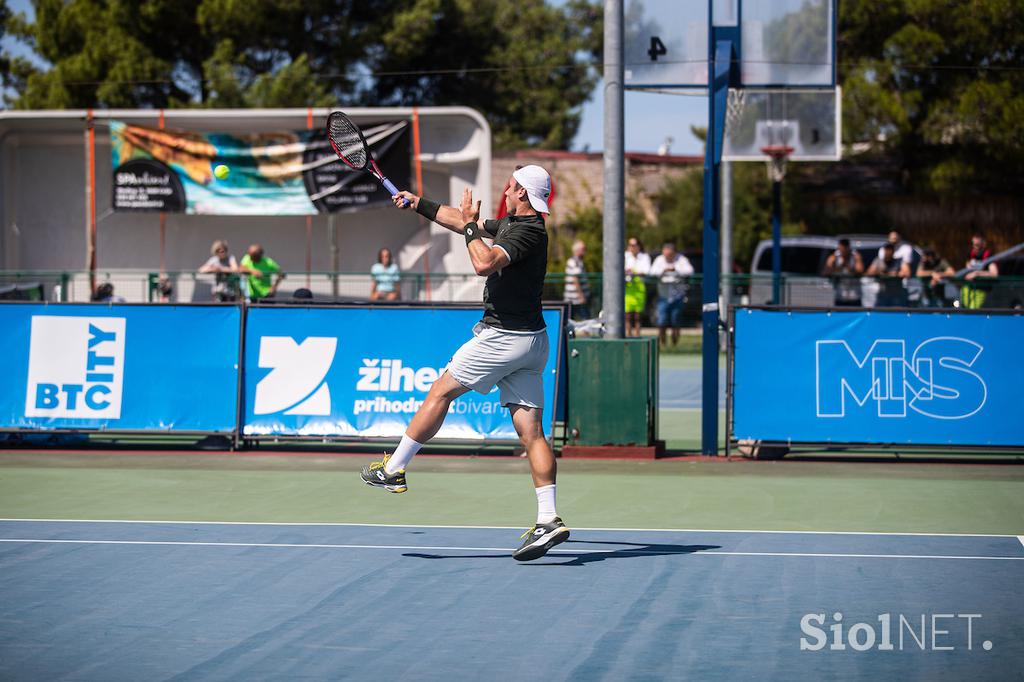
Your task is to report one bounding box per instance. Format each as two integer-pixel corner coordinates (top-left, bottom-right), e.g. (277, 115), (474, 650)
(761, 144), (794, 183)
(725, 89), (746, 135)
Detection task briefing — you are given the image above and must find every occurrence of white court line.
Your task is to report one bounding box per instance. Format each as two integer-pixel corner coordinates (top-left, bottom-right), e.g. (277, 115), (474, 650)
(0, 539), (516, 553)
(1, 538), (1023, 561)
(0, 519), (1017, 539)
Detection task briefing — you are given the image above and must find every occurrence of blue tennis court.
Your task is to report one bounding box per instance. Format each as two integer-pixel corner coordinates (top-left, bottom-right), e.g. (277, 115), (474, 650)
(1, 519), (1021, 680)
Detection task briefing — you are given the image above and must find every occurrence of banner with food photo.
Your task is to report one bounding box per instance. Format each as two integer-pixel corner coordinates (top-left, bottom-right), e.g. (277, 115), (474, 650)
(109, 120), (411, 215)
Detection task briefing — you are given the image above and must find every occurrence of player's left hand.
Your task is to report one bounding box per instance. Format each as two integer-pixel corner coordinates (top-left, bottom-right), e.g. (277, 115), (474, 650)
(460, 187), (481, 223)
(393, 191), (418, 210)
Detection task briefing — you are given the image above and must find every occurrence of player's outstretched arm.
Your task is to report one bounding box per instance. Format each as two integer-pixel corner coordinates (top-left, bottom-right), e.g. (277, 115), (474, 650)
(391, 189), (476, 235)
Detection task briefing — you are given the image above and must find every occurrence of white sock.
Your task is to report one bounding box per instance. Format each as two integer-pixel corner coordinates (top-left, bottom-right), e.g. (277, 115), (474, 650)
(536, 484), (557, 524)
(385, 435), (423, 475)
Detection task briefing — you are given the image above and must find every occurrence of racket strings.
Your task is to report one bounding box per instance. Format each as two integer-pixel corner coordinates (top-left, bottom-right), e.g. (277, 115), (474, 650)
(328, 114), (367, 167)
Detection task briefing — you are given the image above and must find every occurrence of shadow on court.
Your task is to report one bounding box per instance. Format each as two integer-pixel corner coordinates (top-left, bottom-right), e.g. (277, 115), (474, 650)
(404, 540), (721, 566)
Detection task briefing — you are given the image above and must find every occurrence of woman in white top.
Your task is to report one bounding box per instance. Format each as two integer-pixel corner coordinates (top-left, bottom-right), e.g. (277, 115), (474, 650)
(198, 239), (240, 301)
(370, 247), (401, 301)
(624, 237), (651, 337)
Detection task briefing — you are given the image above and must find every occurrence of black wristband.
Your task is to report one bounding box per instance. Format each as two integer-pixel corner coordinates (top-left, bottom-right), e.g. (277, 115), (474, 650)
(464, 222), (483, 246)
(415, 198), (440, 221)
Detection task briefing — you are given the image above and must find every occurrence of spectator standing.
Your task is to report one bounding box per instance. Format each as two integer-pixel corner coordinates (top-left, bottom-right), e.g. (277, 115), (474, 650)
(370, 247), (401, 302)
(916, 248), (955, 307)
(867, 242), (911, 307)
(624, 237), (651, 336)
(198, 239), (240, 301)
(563, 239), (590, 320)
(239, 243), (283, 301)
(962, 233), (998, 309)
(822, 238), (864, 306)
(878, 230), (915, 270)
(649, 241), (694, 348)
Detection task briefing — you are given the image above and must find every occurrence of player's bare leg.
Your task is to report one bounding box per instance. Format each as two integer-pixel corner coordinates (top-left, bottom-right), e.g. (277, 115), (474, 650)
(510, 404), (555, 487)
(510, 404), (569, 561)
(360, 371), (469, 493)
(405, 371), (471, 443)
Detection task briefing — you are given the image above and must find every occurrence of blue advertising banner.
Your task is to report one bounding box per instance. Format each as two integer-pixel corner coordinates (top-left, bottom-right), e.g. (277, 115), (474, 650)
(733, 309), (1024, 446)
(0, 304), (240, 432)
(241, 306), (564, 440)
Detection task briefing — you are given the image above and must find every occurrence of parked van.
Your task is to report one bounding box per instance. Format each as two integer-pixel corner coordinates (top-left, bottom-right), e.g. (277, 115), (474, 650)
(749, 236), (837, 306)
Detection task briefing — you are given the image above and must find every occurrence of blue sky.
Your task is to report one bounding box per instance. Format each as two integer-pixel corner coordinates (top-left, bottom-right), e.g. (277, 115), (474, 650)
(2, 0), (707, 155)
(576, 86), (706, 155)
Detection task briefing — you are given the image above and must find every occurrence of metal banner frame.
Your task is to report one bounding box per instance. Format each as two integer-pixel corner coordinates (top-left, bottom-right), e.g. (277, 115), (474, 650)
(726, 306), (1024, 452)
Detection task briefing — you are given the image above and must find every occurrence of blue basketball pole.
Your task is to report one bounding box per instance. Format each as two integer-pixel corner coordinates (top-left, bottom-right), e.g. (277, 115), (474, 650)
(701, 31), (736, 456)
(771, 179), (782, 304)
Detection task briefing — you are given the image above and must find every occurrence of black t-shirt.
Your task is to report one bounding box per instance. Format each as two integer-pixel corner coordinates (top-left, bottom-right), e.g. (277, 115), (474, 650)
(479, 213), (548, 331)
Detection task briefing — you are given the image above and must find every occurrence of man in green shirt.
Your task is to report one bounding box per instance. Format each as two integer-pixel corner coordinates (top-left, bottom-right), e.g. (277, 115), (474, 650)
(239, 244), (283, 300)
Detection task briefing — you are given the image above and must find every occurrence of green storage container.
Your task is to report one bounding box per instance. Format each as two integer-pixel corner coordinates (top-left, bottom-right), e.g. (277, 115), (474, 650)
(567, 337), (658, 446)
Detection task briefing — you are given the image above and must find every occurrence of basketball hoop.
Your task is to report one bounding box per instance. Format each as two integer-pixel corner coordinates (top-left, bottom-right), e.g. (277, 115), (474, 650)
(761, 144), (794, 183)
(725, 88), (747, 135)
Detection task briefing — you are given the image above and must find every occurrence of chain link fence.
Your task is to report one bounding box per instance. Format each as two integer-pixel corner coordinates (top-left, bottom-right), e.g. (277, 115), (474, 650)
(1, 270), (1020, 318)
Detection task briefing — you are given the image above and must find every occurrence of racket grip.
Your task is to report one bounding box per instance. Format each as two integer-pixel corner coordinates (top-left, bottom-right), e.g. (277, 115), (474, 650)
(382, 178), (409, 207)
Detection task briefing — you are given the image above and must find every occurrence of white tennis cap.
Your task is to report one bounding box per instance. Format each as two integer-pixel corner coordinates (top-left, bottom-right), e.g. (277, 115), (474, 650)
(512, 165), (552, 214)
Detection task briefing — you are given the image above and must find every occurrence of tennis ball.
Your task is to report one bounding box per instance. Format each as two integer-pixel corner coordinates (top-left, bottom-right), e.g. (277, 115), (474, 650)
(214, 164), (230, 180)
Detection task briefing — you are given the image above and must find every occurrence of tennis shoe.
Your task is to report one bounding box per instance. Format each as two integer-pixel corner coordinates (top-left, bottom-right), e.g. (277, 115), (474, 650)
(360, 454), (407, 493)
(512, 517), (570, 561)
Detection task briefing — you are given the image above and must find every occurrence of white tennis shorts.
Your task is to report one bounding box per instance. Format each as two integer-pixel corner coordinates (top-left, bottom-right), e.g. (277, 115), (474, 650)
(447, 322), (549, 408)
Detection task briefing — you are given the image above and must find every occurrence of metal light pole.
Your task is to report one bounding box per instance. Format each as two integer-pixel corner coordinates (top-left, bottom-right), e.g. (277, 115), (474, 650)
(721, 160), (733, 347)
(603, 0), (625, 339)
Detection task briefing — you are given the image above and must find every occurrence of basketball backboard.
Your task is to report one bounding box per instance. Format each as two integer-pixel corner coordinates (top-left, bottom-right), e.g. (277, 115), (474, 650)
(624, 0), (836, 89)
(722, 87), (841, 161)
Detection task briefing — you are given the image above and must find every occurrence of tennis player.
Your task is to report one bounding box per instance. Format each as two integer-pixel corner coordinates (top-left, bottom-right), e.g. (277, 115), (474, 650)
(360, 165), (568, 561)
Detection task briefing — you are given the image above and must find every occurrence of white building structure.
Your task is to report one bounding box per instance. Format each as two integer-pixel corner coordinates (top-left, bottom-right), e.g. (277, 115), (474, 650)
(0, 107), (490, 302)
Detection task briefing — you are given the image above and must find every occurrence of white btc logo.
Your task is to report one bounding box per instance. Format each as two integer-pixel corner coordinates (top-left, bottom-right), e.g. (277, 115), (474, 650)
(253, 336), (337, 415)
(25, 316), (127, 419)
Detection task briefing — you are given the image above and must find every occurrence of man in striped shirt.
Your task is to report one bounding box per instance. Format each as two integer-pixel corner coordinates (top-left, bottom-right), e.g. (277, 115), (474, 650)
(563, 239), (590, 320)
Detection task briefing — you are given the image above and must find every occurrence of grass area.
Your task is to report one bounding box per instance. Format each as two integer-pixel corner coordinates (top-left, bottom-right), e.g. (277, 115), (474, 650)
(0, 452), (1021, 535)
(658, 353), (725, 369)
(633, 329), (706, 354)
(659, 409), (725, 451)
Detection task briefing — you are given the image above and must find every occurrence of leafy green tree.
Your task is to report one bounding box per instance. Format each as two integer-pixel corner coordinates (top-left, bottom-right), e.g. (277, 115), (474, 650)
(839, 0), (1024, 195)
(10, 0), (198, 108)
(556, 199), (651, 274)
(370, 0), (600, 149)
(200, 38), (334, 108)
(192, 1), (378, 107)
(4, 0), (601, 149)
(7, 0), (377, 108)
(653, 162), (806, 271)
(651, 127), (804, 270)
(0, 1), (10, 87)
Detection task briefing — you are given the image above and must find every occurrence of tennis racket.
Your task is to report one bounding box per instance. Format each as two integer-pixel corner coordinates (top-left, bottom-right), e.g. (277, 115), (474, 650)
(326, 111), (409, 206)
